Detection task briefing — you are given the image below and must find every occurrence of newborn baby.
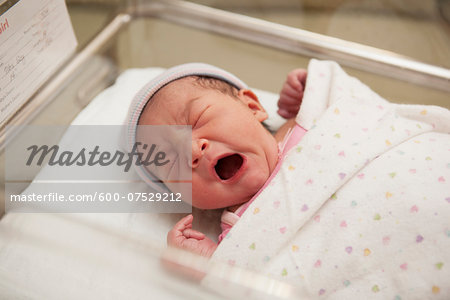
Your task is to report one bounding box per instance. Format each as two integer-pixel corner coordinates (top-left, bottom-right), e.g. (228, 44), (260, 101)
(126, 63), (307, 257)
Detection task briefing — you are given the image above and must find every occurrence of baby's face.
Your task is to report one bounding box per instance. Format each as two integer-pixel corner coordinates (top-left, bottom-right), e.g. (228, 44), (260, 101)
(138, 77), (278, 209)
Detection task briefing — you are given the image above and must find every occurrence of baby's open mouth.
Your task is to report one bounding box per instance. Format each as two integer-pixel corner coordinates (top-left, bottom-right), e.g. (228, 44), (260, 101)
(214, 154), (244, 180)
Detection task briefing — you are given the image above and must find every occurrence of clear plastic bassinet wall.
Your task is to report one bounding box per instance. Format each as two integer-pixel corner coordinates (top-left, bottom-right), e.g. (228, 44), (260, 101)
(77, 0), (450, 106)
(0, 0), (449, 298)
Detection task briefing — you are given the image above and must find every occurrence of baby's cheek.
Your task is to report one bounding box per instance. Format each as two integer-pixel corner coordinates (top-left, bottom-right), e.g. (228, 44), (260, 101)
(191, 187), (216, 209)
(191, 180), (229, 209)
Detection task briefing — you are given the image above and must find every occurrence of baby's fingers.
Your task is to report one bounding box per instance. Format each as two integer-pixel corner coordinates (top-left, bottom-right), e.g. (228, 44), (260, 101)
(280, 83), (304, 104)
(167, 214), (194, 246)
(278, 91), (303, 107)
(278, 93), (301, 118)
(173, 214), (194, 231)
(183, 228), (205, 240)
(296, 69), (307, 86)
(286, 69), (307, 90)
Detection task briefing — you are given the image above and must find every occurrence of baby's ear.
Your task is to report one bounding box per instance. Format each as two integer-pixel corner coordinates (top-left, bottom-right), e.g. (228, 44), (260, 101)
(238, 89), (268, 122)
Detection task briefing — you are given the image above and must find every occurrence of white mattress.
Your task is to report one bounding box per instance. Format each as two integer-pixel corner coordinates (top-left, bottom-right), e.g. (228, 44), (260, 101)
(0, 68), (284, 299)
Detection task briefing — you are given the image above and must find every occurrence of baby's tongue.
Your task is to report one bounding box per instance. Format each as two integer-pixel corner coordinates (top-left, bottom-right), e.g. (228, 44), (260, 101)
(215, 154), (243, 180)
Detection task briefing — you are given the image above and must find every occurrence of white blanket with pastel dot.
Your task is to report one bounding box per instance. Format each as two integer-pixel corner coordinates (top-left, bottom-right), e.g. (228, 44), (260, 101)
(209, 59), (450, 299)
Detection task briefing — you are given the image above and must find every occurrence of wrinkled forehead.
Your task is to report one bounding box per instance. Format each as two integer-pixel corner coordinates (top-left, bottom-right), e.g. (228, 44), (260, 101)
(151, 77), (199, 105)
(139, 77), (200, 124)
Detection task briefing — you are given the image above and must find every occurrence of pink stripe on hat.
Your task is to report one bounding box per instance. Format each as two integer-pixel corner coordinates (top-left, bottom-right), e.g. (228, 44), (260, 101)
(125, 63), (248, 191)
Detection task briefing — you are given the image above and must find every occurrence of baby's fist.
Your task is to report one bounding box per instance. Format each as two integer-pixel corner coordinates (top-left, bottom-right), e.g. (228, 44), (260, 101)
(277, 69), (307, 119)
(167, 214), (217, 258)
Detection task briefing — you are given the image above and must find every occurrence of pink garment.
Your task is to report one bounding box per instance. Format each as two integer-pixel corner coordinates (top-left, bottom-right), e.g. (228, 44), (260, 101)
(218, 123), (307, 242)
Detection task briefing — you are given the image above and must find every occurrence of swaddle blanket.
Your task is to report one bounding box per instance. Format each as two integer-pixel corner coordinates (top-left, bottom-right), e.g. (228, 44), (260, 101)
(211, 59), (450, 299)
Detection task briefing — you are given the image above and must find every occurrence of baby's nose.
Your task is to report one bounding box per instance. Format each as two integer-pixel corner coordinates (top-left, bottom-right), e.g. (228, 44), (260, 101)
(191, 139), (208, 168)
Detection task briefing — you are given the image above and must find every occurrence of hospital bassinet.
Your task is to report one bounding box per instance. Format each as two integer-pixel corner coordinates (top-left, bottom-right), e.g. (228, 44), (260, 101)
(0, 0), (449, 299)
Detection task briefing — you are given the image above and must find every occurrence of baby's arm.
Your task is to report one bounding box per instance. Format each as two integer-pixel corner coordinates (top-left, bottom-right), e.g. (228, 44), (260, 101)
(167, 214), (217, 258)
(277, 69), (307, 119)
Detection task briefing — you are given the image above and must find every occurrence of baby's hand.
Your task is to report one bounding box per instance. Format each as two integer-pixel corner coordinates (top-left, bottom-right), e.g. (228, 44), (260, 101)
(167, 214), (217, 258)
(277, 69), (307, 119)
